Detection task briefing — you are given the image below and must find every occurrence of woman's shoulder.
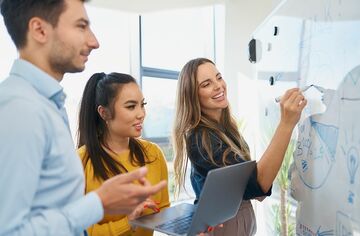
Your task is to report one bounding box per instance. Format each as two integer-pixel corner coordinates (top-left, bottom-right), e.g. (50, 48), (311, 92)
(137, 138), (165, 160)
(77, 145), (91, 168)
(188, 127), (204, 139)
(137, 138), (161, 151)
(190, 126), (219, 135)
(77, 145), (87, 159)
(188, 126), (222, 144)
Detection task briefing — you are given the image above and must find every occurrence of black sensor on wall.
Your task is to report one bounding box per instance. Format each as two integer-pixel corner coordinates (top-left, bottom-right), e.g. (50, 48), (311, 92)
(248, 38), (257, 63)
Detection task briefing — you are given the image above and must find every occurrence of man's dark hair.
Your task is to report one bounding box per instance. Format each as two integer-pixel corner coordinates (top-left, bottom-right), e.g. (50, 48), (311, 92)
(0, 0), (87, 49)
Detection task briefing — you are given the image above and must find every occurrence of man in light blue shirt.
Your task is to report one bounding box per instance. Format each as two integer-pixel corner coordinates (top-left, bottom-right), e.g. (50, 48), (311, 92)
(0, 0), (166, 235)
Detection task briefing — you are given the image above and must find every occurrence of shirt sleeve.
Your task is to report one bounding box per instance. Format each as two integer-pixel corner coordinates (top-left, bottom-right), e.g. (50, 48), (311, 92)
(243, 164), (272, 200)
(187, 129), (271, 200)
(0, 98), (103, 235)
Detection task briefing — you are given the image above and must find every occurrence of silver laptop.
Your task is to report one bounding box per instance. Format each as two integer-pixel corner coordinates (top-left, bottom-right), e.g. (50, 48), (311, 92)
(130, 160), (256, 236)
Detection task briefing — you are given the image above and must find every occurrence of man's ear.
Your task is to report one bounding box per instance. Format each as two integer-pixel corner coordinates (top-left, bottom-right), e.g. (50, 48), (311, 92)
(97, 105), (111, 121)
(28, 17), (51, 44)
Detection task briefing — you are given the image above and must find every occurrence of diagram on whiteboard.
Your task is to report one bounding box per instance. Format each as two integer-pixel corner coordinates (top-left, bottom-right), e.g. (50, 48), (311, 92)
(294, 117), (339, 189)
(290, 66), (360, 235)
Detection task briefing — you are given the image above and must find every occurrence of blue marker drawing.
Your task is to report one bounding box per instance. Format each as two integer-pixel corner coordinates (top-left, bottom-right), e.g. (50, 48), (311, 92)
(300, 124), (305, 133)
(336, 211), (360, 236)
(315, 146), (325, 160)
(311, 119), (339, 160)
(294, 117), (339, 189)
(348, 69), (360, 86)
(341, 66), (360, 100)
(297, 140), (304, 156)
(348, 191), (354, 204)
(315, 226), (334, 236)
(346, 147), (359, 184)
(304, 138), (312, 149)
(342, 129), (360, 184)
(301, 159), (308, 172)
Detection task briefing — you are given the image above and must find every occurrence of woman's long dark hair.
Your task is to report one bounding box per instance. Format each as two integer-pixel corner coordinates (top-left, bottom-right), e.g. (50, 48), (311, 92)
(77, 72), (148, 181)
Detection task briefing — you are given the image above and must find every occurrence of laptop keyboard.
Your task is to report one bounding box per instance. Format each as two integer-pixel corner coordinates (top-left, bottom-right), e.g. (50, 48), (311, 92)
(156, 211), (194, 234)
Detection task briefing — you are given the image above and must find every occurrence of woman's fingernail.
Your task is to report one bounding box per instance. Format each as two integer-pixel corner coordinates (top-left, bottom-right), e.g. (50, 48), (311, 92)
(207, 226), (214, 232)
(144, 204), (148, 209)
(155, 207), (160, 212)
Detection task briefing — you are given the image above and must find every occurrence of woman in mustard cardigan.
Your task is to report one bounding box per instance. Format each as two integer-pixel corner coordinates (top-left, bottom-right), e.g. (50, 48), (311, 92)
(77, 72), (170, 236)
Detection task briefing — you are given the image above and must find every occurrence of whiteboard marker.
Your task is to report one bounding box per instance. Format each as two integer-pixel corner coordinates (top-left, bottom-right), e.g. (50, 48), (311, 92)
(275, 85), (312, 103)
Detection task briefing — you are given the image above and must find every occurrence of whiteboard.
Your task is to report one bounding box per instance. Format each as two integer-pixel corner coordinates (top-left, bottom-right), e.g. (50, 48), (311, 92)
(252, 0), (360, 235)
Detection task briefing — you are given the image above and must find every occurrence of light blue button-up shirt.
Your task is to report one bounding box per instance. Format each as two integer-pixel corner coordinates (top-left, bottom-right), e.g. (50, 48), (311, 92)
(0, 59), (104, 235)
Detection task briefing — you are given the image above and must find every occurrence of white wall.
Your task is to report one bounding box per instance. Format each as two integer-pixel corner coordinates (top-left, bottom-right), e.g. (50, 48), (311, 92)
(0, 15), (17, 83)
(223, 0), (278, 118)
(90, 0), (224, 12)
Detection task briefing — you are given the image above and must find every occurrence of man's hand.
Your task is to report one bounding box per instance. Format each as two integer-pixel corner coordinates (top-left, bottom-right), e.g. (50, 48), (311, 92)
(95, 167), (167, 215)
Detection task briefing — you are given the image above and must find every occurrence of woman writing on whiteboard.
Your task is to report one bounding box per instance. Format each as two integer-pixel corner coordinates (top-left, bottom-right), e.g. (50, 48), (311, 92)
(173, 58), (307, 235)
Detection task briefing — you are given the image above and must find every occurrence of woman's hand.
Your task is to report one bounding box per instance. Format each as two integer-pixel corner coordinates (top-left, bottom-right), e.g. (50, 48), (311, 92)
(197, 224), (224, 235)
(127, 198), (160, 220)
(279, 88), (307, 128)
(256, 88), (307, 192)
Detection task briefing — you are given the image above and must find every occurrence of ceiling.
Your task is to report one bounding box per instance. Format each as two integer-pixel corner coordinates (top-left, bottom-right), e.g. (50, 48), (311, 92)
(88, 0), (224, 13)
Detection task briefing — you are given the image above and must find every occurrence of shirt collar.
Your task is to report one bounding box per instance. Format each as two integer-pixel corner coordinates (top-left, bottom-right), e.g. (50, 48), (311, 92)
(10, 59), (66, 108)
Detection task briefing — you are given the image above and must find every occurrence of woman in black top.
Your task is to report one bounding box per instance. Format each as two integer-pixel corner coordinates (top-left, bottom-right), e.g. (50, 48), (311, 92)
(173, 58), (307, 235)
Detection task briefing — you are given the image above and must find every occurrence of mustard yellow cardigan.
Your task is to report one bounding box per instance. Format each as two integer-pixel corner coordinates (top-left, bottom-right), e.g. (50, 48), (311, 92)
(78, 139), (170, 236)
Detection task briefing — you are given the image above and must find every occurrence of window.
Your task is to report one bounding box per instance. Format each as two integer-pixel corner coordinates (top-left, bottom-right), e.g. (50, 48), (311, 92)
(142, 76), (178, 139)
(140, 6), (224, 143)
